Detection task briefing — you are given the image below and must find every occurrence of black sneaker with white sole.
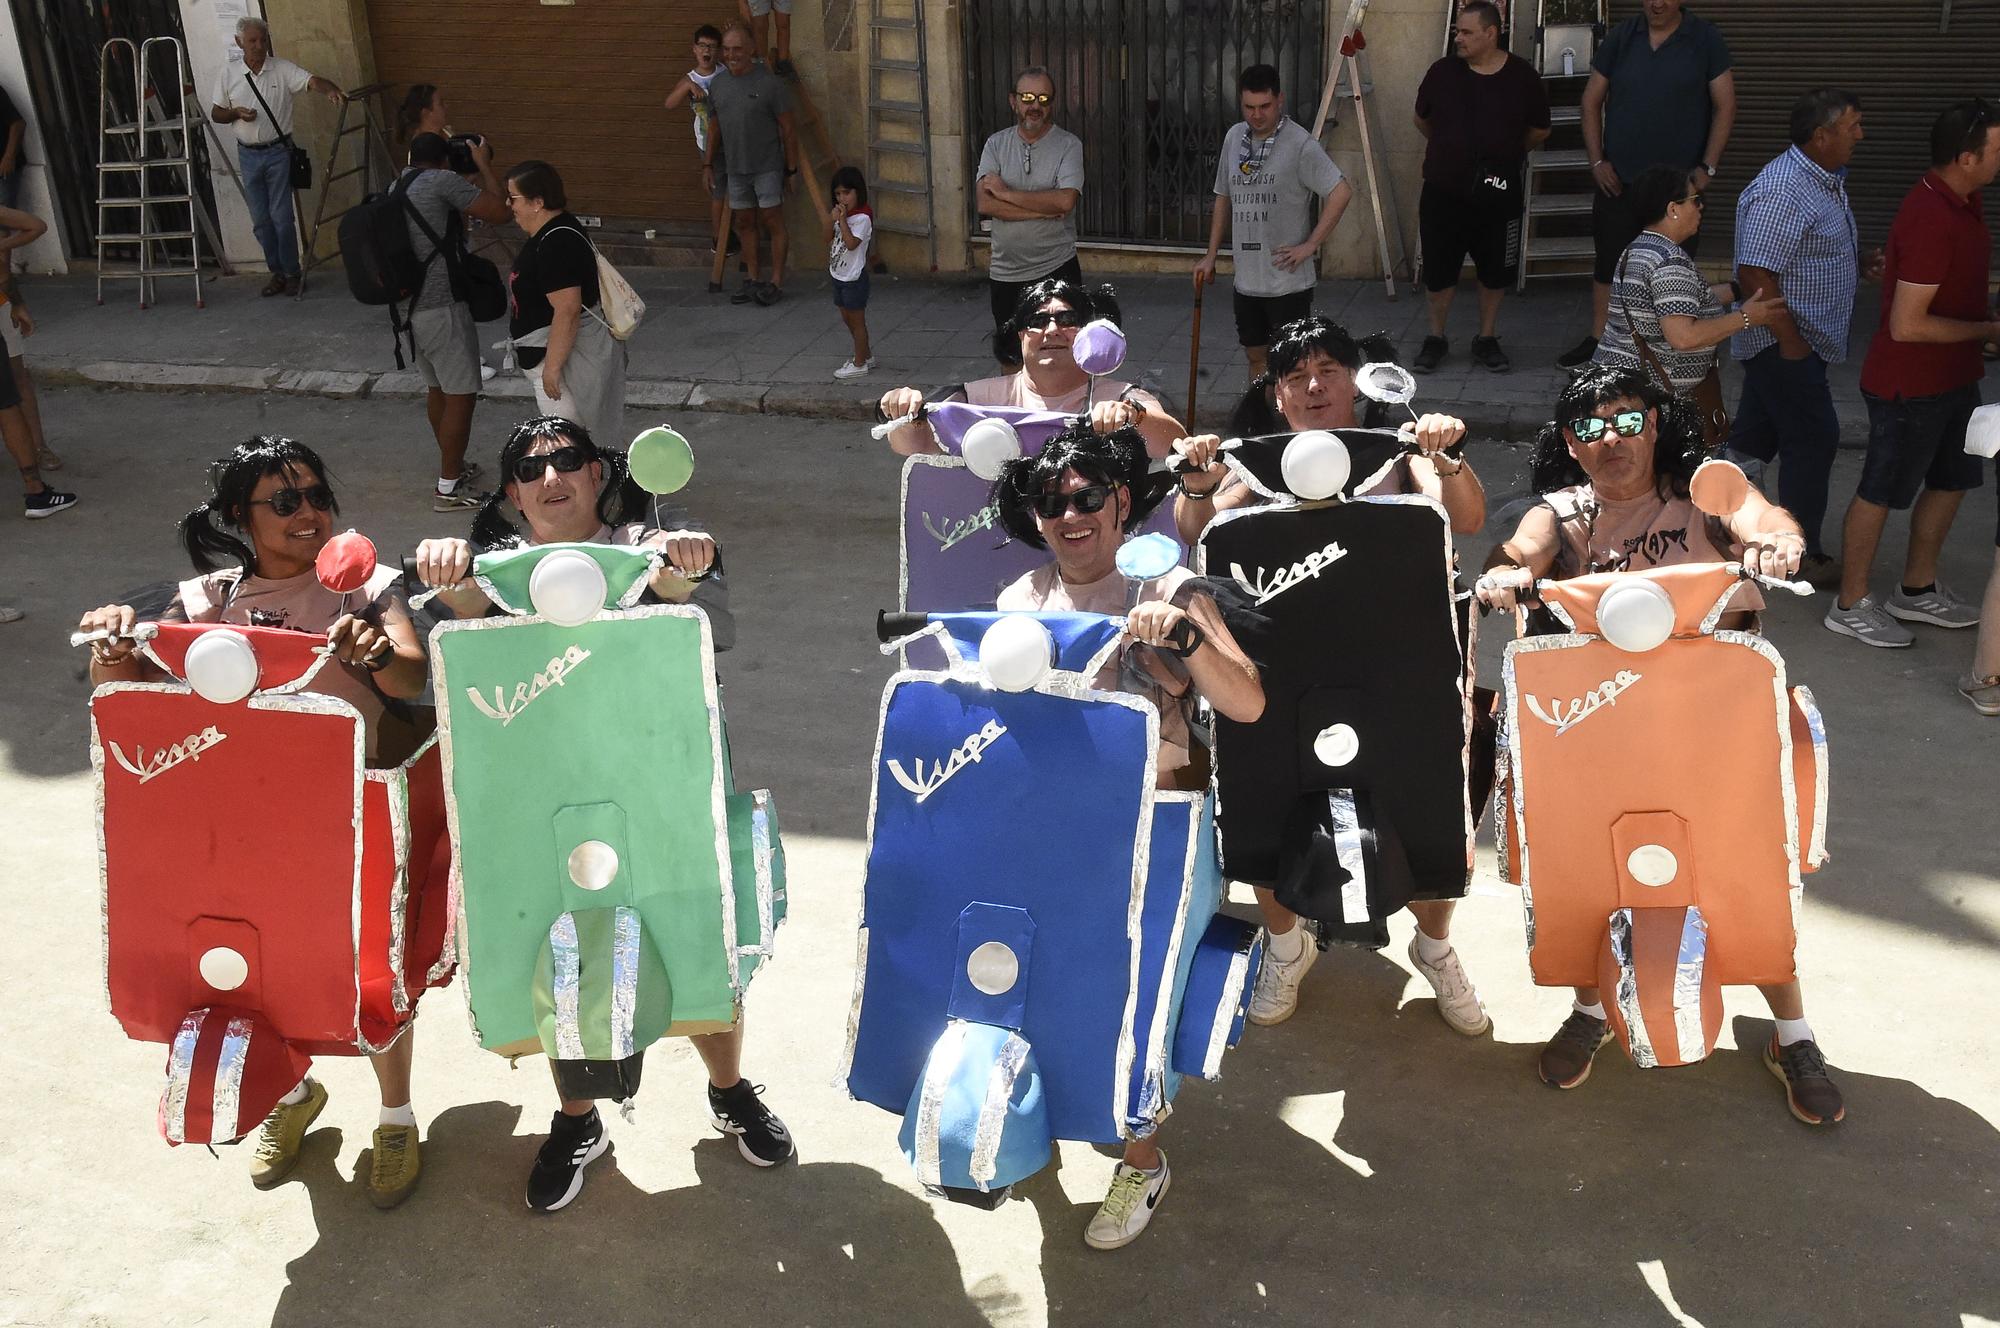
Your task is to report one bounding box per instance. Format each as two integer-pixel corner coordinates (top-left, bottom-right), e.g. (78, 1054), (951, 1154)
(707, 1079), (794, 1166)
(24, 488), (77, 519)
(526, 1107), (609, 1213)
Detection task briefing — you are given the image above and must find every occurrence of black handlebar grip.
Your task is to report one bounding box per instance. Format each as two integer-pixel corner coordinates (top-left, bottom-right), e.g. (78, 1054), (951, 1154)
(877, 610), (929, 643)
(1164, 617), (1207, 659)
(400, 555), (423, 586)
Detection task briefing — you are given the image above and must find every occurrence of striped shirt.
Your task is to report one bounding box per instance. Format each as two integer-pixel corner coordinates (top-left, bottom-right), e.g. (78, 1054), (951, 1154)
(1731, 146), (1859, 364)
(1596, 231), (1724, 391)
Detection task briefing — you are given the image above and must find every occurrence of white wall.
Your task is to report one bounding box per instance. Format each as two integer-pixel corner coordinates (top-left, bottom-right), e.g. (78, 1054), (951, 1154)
(0, 3), (71, 273)
(178, 0), (268, 268)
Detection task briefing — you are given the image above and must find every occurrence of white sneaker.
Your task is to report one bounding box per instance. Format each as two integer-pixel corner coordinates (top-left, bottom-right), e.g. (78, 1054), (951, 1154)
(0, 605), (22, 624)
(1407, 936), (1491, 1035)
(833, 358), (876, 380)
(1246, 932), (1318, 1026)
(1885, 582), (1980, 629)
(479, 363), (498, 382)
(1083, 1153), (1170, 1250)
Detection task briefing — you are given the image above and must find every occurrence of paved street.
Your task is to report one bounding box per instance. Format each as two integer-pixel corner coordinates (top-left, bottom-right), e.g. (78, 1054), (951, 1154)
(3, 378), (1997, 1328)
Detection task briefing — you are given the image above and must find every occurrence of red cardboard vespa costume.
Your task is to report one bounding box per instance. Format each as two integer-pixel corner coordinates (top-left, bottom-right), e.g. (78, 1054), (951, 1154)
(78, 438), (449, 1208)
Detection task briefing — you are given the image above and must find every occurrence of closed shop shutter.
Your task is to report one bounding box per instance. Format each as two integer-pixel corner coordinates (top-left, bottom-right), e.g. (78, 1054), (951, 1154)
(362, 0), (714, 231)
(1608, 1), (2000, 246)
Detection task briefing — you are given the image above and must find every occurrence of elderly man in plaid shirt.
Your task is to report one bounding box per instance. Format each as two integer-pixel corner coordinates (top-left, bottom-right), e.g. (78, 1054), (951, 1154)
(1726, 89), (1884, 588)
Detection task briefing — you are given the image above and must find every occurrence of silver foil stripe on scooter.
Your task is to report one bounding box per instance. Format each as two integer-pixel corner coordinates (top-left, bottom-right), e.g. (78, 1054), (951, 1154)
(1327, 790), (1370, 926)
(162, 1010), (202, 1144)
(610, 906), (641, 1061)
(212, 1016), (254, 1142)
(1607, 908), (1657, 1069)
(1203, 934), (1257, 1079)
(913, 1019), (971, 1190)
(550, 913), (585, 1062)
(967, 1031), (1032, 1190)
(1672, 907), (1710, 1064)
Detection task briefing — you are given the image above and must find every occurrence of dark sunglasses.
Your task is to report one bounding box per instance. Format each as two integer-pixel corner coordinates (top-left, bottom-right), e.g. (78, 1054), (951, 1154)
(248, 483), (335, 517)
(1026, 307), (1087, 331)
(1034, 483), (1115, 520)
(1568, 409), (1648, 443)
(510, 444), (593, 485)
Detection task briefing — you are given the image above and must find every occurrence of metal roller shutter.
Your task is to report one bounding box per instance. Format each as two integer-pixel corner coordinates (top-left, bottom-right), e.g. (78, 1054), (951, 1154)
(1609, 0), (2000, 245)
(362, 0), (714, 231)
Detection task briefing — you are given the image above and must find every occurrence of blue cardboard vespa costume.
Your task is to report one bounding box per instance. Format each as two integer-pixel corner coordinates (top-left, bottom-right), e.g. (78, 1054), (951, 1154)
(847, 423), (1265, 1240)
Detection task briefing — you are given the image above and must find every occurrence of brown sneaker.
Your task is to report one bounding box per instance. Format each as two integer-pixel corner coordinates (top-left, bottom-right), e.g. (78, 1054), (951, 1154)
(248, 1079), (328, 1188)
(367, 1123), (423, 1209)
(261, 274), (287, 297)
(1537, 1010), (1611, 1089)
(1763, 1035), (1845, 1125)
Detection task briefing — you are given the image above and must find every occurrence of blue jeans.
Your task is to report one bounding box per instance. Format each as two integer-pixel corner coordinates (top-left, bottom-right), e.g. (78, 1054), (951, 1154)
(238, 142), (299, 277)
(1727, 345), (1841, 557)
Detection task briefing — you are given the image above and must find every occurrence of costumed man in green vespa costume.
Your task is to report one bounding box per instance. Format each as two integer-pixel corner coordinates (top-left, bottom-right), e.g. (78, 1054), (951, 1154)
(414, 414), (793, 1213)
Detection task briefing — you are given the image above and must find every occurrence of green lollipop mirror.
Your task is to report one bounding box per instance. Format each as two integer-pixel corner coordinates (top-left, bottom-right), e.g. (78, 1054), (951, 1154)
(628, 425), (695, 495)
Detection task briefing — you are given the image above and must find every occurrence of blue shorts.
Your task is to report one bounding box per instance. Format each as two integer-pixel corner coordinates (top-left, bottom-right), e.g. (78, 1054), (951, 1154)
(1857, 385), (1984, 510)
(832, 272), (870, 311)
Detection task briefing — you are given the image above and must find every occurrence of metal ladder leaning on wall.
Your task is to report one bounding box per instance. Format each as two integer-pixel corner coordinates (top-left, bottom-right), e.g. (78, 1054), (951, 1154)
(297, 84), (398, 299)
(865, 0), (935, 271)
(95, 37), (230, 308)
(1517, 0), (1605, 289)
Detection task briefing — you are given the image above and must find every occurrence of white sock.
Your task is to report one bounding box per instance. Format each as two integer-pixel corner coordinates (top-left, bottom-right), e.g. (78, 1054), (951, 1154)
(278, 1077), (313, 1106)
(1414, 930), (1452, 964)
(1574, 1000), (1607, 1021)
(379, 1102), (416, 1128)
(1774, 1017), (1813, 1047)
(1266, 924), (1306, 964)
(436, 476), (459, 495)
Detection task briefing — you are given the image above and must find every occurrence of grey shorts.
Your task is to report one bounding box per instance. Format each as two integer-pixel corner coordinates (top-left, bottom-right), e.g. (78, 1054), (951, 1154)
(726, 170), (784, 210)
(409, 301), (481, 395)
(745, 0), (792, 14)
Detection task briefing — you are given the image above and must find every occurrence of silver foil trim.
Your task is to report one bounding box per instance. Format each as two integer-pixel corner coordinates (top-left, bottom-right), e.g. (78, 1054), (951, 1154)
(1327, 790), (1370, 926)
(837, 925), (870, 1090)
(162, 1010), (203, 1144)
(1607, 908), (1657, 1069)
(1500, 633), (1594, 938)
(610, 906), (640, 1060)
(913, 1019), (971, 1189)
(467, 544), (664, 619)
(1698, 572), (1747, 635)
(134, 638), (339, 699)
(746, 789), (779, 958)
(1136, 791), (1203, 1128)
(968, 1031), (1032, 1190)
(1203, 940), (1254, 1079)
(549, 913), (585, 1061)
(1672, 907), (1710, 1064)
(376, 763), (413, 1016)
(212, 1016), (254, 1142)
(1715, 630), (1805, 893)
(1791, 684), (1830, 870)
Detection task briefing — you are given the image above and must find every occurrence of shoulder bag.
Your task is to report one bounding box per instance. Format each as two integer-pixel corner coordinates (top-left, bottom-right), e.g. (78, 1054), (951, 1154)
(241, 69), (313, 190)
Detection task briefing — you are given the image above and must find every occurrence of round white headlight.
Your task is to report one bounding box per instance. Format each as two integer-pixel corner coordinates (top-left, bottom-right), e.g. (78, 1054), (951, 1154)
(960, 417), (1024, 482)
(1282, 430), (1351, 501)
(183, 629), (260, 705)
(1595, 578), (1676, 653)
(979, 615), (1054, 693)
(528, 549), (609, 628)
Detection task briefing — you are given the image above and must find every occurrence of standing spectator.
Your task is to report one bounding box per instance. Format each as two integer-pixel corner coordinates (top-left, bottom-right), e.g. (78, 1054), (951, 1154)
(977, 67), (1084, 336)
(705, 21), (799, 307)
(1193, 64), (1352, 384)
(1410, 2), (1549, 374)
(827, 166), (874, 380)
(1, 240), (59, 474)
(1561, 0), (1735, 368)
(1825, 101), (2000, 649)
(401, 133), (509, 511)
(665, 26), (730, 259)
(1728, 89), (1877, 586)
(1964, 538), (2000, 715)
(208, 16), (344, 297)
(0, 202), (72, 538)
(505, 161), (627, 450)
(0, 82), (23, 212)
(737, 0), (794, 79)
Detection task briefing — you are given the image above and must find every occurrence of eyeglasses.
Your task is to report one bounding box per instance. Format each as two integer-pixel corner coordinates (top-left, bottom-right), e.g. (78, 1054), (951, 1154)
(510, 444), (593, 484)
(1678, 192), (1706, 209)
(1015, 91), (1052, 106)
(1568, 409), (1648, 442)
(1034, 483), (1115, 520)
(248, 484), (335, 517)
(1026, 307), (1087, 332)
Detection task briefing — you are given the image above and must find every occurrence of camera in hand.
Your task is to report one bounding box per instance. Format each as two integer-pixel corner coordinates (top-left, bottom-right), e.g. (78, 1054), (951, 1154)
(446, 132), (489, 176)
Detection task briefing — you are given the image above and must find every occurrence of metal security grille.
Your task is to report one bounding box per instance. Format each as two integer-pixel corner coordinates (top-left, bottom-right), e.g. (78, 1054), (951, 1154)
(964, 0), (1327, 248)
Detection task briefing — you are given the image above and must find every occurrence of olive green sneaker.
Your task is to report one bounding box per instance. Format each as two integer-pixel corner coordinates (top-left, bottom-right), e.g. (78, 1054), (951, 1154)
(367, 1124), (423, 1209)
(249, 1079), (328, 1188)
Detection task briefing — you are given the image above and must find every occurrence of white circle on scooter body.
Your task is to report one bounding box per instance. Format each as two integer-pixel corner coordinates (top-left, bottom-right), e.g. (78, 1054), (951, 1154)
(529, 549), (609, 628)
(979, 615), (1054, 693)
(1282, 430), (1351, 501)
(960, 418), (1024, 482)
(1313, 723), (1360, 767)
(966, 941), (1021, 996)
(198, 946), (250, 992)
(183, 629), (261, 705)
(1626, 844), (1679, 888)
(567, 840), (621, 892)
(1595, 578), (1677, 653)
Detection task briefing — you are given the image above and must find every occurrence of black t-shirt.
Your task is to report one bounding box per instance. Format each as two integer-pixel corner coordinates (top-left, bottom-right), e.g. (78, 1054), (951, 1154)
(508, 212), (601, 366)
(0, 87), (20, 132)
(1414, 54), (1551, 188)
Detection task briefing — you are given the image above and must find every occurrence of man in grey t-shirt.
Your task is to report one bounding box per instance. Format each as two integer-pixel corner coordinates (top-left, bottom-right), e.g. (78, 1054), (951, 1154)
(705, 21), (799, 306)
(976, 66), (1085, 337)
(402, 133), (508, 510)
(1194, 65), (1350, 382)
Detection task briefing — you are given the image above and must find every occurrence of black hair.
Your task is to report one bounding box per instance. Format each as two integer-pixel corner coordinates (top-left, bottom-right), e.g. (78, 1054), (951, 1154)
(1459, 1), (1503, 31)
(179, 436), (338, 575)
(831, 164), (868, 208)
(1528, 362), (1707, 496)
(694, 23), (722, 43)
(408, 131), (449, 169)
(1789, 88), (1861, 148)
(1238, 64), (1280, 97)
(991, 419), (1163, 550)
(1625, 162), (1694, 229)
(992, 278), (1123, 369)
(1234, 316), (1398, 432)
(396, 83), (439, 141)
(1931, 99), (1997, 167)
(506, 159), (567, 211)
(470, 415), (648, 551)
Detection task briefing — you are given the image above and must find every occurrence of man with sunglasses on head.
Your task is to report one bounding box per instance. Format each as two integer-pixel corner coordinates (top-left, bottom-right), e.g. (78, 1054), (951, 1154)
(414, 417), (795, 1212)
(1194, 64), (1351, 385)
(977, 67), (1085, 338)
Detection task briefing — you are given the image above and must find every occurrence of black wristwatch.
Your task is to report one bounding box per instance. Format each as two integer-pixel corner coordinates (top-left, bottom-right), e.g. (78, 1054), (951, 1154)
(1729, 278), (1745, 303)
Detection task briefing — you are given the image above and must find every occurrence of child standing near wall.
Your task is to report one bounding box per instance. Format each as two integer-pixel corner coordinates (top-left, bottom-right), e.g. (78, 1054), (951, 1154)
(829, 166), (875, 380)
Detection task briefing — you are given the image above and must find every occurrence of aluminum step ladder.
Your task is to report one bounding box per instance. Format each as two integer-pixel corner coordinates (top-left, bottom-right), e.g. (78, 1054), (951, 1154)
(94, 37), (230, 308)
(1517, 0), (1605, 288)
(865, 0), (936, 270)
(297, 84), (398, 299)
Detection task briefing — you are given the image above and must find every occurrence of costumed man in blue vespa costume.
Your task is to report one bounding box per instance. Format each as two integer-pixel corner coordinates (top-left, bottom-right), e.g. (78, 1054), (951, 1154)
(412, 415), (793, 1214)
(848, 419), (1268, 1251)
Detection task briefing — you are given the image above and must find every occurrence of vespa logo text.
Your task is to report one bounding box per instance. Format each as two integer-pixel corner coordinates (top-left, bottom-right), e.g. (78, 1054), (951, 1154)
(110, 725), (228, 784)
(466, 645), (593, 727)
(923, 503), (1009, 554)
(887, 719), (1008, 804)
(1231, 540), (1349, 605)
(1525, 669), (1642, 736)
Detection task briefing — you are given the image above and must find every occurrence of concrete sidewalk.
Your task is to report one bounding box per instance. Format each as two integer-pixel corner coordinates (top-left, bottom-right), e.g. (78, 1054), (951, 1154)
(19, 264), (1880, 442)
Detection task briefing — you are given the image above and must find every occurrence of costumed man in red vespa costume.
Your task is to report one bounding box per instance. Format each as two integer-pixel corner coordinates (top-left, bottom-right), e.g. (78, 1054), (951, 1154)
(78, 436), (447, 1208)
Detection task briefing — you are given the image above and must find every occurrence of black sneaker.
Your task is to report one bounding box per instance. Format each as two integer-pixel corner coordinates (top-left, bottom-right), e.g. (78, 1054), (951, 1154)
(708, 1080), (794, 1166)
(1556, 335), (1599, 369)
(1470, 335), (1512, 373)
(1413, 335), (1449, 374)
(774, 58), (798, 81)
(525, 1108), (609, 1213)
(1537, 1010), (1612, 1089)
(1764, 1035), (1846, 1126)
(23, 488), (78, 520)
(753, 282), (784, 307)
(730, 280), (756, 305)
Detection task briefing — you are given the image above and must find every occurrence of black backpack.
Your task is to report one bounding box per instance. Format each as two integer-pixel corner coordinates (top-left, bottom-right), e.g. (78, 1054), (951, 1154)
(339, 169), (430, 307)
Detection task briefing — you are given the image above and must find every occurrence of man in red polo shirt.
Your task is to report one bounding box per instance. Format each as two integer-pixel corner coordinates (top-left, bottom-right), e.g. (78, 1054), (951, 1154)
(1826, 101), (2000, 649)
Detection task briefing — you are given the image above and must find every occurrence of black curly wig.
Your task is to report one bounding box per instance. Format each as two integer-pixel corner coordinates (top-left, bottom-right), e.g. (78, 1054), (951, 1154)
(992, 278), (1123, 369)
(1230, 316), (1400, 436)
(1529, 362), (1710, 497)
(990, 418), (1166, 550)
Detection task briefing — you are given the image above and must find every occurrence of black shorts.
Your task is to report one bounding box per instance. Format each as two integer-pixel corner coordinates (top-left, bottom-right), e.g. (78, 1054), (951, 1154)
(1419, 181), (1520, 292)
(1232, 287), (1315, 348)
(1857, 385), (1984, 510)
(988, 254), (1084, 330)
(0, 351), (18, 412)
(1593, 182), (1702, 283)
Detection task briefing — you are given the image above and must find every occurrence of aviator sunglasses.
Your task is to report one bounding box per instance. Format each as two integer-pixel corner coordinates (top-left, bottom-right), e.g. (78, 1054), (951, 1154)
(248, 483), (335, 517)
(1034, 483), (1114, 520)
(1568, 409), (1647, 443)
(511, 444), (593, 484)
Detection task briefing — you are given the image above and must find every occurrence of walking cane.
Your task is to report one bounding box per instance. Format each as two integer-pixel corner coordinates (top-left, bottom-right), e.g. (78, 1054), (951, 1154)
(1186, 269), (1207, 431)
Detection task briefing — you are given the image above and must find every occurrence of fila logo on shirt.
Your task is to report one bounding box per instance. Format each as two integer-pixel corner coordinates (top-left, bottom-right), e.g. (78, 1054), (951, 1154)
(109, 725), (228, 784)
(887, 719), (1008, 804)
(1525, 669), (1642, 736)
(466, 644), (593, 727)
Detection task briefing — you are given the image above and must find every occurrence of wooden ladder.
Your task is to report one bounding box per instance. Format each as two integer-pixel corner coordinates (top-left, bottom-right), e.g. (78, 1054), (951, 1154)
(708, 64), (839, 291)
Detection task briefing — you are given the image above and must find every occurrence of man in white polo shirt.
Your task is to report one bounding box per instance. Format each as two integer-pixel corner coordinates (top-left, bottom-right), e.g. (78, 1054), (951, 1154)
(209, 16), (343, 297)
